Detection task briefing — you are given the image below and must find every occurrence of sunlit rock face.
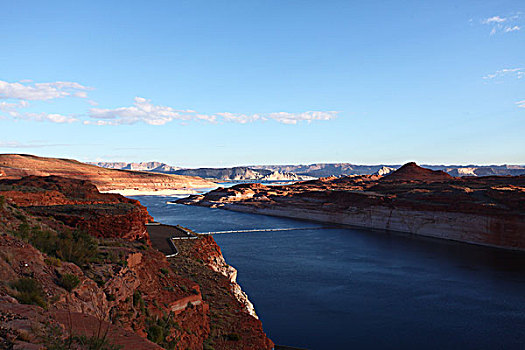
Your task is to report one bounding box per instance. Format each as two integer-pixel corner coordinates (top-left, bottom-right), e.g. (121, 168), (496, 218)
(178, 163), (525, 251)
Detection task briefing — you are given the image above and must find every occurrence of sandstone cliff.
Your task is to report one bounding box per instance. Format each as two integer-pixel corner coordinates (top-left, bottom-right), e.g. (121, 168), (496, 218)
(0, 154), (216, 192)
(0, 176), (272, 349)
(178, 163), (525, 251)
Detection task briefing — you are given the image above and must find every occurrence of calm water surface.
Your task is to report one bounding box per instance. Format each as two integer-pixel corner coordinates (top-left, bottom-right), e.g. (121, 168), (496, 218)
(134, 195), (525, 350)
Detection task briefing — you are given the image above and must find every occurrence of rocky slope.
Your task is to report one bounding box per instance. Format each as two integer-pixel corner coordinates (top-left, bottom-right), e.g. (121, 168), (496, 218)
(0, 154), (215, 192)
(178, 163), (525, 251)
(0, 175), (272, 349)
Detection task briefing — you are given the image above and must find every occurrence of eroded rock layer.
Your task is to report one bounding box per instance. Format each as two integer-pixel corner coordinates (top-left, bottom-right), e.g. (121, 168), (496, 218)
(178, 163), (525, 251)
(0, 154), (216, 192)
(0, 175), (272, 349)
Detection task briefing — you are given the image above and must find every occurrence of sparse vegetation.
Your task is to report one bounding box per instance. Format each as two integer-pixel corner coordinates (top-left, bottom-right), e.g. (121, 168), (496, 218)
(9, 277), (47, 308)
(160, 267), (169, 275)
(44, 256), (62, 267)
(12, 223), (98, 267)
(58, 273), (80, 292)
(225, 332), (241, 341)
(145, 313), (179, 350)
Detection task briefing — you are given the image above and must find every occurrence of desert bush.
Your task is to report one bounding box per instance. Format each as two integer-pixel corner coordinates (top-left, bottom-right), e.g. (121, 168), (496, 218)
(10, 277), (47, 308)
(145, 313), (178, 349)
(225, 333), (241, 341)
(59, 273), (80, 292)
(13, 224), (98, 267)
(44, 256), (62, 267)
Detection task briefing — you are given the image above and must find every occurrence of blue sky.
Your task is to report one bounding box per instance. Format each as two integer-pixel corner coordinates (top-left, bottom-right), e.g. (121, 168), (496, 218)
(0, 0), (524, 166)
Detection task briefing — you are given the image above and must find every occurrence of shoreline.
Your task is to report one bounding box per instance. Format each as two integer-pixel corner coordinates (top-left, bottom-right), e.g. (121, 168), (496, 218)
(100, 187), (217, 196)
(185, 201), (525, 252)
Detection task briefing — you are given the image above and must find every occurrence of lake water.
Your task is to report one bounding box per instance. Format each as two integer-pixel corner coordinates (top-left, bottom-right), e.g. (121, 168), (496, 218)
(133, 195), (525, 350)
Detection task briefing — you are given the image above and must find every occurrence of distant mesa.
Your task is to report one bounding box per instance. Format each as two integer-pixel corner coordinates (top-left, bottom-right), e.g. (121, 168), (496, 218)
(91, 161), (525, 179)
(374, 166), (396, 176)
(382, 162), (453, 182)
(0, 154), (215, 192)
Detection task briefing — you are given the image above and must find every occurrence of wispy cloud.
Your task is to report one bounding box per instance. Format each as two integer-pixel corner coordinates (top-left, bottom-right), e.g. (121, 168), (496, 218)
(0, 140), (71, 148)
(0, 79), (92, 123)
(480, 13), (523, 35)
(86, 97), (338, 126)
(482, 16), (507, 24)
(516, 100), (525, 108)
(0, 80), (93, 101)
(483, 68), (524, 80)
(504, 25), (521, 32)
(23, 113), (79, 123)
(86, 97), (217, 125)
(1, 80), (339, 126)
(0, 100), (29, 116)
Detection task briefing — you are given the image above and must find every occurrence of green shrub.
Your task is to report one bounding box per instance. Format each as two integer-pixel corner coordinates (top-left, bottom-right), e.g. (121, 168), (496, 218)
(145, 313), (179, 349)
(59, 273), (80, 292)
(10, 278), (47, 308)
(13, 224), (98, 267)
(44, 256), (62, 267)
(160, 268), (169, 275)
(147, 324), (164, 343)
(225, 333), (241, 341)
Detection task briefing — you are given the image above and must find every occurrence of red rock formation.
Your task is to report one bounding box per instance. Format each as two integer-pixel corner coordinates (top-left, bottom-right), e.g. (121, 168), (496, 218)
(178, 163), (525, 251)
(1, 175), (153, 242)
(0, 154), (216, 192)
(381, 162), (453, 182)
(0, 175), (274, 349)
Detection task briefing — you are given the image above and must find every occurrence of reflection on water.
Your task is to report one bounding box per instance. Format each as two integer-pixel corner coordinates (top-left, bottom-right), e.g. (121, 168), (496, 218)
(134, 196), (525, 350)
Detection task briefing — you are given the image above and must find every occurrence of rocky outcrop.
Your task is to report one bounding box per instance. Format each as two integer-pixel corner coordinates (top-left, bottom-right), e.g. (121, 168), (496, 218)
(381, 162), (452, 182)
(1, 175), (153, 241)
(178, 163), (525, 251)
(0, 154), (215, 192)
(0, 175), (273, 349)
(189, 236), (258, 318)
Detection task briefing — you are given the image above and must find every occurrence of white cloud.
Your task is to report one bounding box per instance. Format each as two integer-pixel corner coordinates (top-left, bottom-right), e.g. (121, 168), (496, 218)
(504, 25), (521, 32)
(22, 112), (78, 123)
(87, 97), (194, 125)
(483, 16), (507, 24)
(86, 97), (337, 126)
(481, 13), (523, 35)
(217, 112), (262, 124)
(516, 100), (525, 108)
(0, 140), (70, 148)
(1, 79), (339, 126)
(483, 68), (524, 80)
(0, 80), (92, 101)
(0, 100), (29, 116)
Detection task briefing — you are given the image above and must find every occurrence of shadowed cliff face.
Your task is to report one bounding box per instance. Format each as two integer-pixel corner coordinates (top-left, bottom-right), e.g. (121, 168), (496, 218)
(178, 163), (525, 250)
(0, 175), (273, 349)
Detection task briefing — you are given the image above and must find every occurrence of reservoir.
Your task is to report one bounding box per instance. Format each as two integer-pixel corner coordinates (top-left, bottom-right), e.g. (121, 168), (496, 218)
(134, 195), (525, 350)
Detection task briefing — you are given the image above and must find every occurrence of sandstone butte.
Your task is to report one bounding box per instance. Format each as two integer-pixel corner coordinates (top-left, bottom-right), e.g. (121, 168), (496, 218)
(0, 175), (273, 349)
(178, 162), (525, 251)
(0, 154), (217, 192)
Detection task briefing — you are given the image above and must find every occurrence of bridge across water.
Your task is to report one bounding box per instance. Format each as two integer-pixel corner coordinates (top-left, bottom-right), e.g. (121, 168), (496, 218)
(198, 227), (325, 235)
